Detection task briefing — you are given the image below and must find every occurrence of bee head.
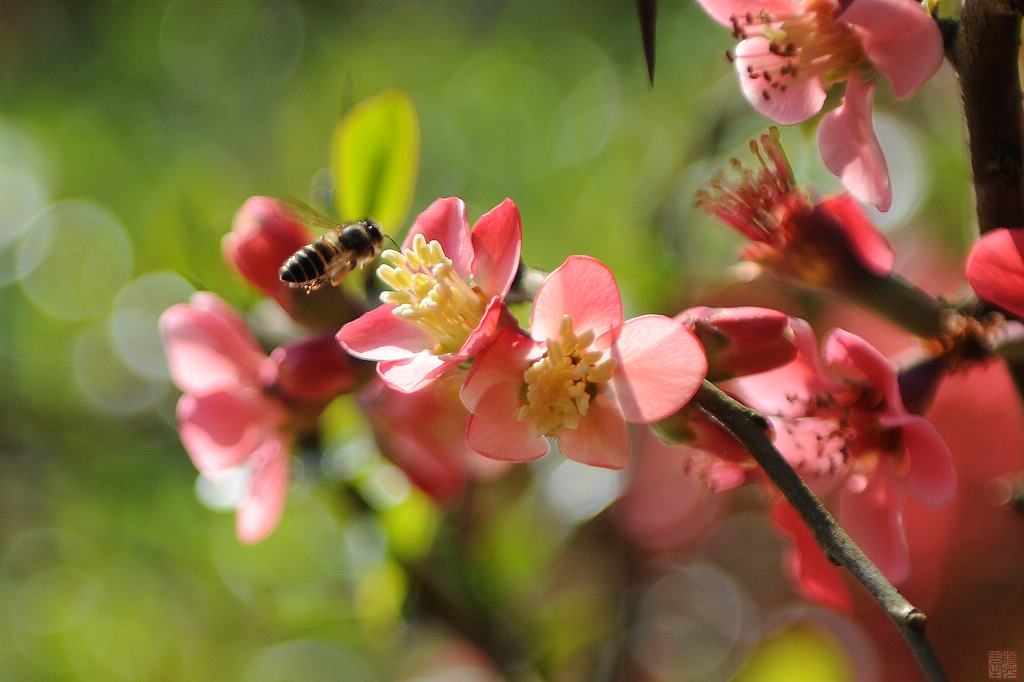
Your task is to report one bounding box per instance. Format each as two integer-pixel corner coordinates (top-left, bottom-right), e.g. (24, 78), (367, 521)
(366, 218), (397, 250)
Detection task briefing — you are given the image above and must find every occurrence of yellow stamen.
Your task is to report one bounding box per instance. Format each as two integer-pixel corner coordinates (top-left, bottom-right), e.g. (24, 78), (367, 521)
(517, 315), (617, 436)
(377, 233), (488, 354)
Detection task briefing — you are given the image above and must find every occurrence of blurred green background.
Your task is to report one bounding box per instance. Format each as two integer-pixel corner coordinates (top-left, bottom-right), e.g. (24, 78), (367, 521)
(0, 0), (982, 680)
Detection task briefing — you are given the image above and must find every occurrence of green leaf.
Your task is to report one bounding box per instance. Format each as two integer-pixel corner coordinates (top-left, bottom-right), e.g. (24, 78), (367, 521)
(331, 89), (420, 232)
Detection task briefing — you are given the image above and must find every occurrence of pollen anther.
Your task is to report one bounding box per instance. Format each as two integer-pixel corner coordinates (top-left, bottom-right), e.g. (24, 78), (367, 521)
(378, 233), (488, 354)
(517, 315), (617, 436)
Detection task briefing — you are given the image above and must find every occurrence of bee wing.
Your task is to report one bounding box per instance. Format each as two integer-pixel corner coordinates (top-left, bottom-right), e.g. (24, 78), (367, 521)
(282, 198), (353, 232)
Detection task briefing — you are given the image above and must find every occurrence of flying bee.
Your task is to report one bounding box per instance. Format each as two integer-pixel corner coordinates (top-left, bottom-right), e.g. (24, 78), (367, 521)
(278, 201), (388, 293)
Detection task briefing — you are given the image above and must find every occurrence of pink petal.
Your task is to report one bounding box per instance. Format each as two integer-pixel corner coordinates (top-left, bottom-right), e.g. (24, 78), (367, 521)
(461, 327), (538, 421)
(188, 292), (255, 340)
(818, 78), (892, 212)
(470, 198), (522, 298)
(377, 353), (455, 393)
(466, 413), (549, 462)
(458, 296), (514, 360)
(823, 328), (902, 410)
(160, 296), (265, 394)
(838, 460), (910, 583)
(236, 437), (291, 544)
(770, 501), (853, 612)
(337, 304), (434, 361)
(884, 415), (956, 506)
(607, 315), (707, 423)
(966, 228), (1024, 318)
(841, 0), (944, 99)
(692, 0), (799, 28)
(176, 390), (284, 472)
(734, 37), (827, 125)
(815, 193), (895, 276)
(406, 198), (473, 276)
(531, 256), (623, 341)
(557, 397), (631, 469)
(733, 318), (838, 417)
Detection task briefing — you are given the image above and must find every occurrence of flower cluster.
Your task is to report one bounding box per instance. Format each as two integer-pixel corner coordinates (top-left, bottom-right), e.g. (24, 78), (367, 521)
(162, 159), (970, 620)
(340, 200), (710, 470)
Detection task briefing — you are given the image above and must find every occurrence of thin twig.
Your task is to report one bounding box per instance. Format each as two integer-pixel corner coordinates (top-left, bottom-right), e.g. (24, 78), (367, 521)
(692, 381), (950, 682)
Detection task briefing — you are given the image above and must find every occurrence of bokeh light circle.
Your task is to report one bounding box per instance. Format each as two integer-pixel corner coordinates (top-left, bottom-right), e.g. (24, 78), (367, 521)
(0, 167), (49, 284)
(16, 199), (133, 320)
(109, 270), (195, 379)
(74, 317), (169, 414)
(244, 639), (375, 682)
(629, 563), (757, 680)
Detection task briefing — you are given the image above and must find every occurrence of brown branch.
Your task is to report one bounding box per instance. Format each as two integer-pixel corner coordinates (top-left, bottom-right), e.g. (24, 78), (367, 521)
(692, 381), (950, 682)
(952, 0), (1024, 234)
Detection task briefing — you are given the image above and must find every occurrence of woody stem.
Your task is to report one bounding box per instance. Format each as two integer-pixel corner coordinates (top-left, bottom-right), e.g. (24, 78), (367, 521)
(692, 381), (949, 682)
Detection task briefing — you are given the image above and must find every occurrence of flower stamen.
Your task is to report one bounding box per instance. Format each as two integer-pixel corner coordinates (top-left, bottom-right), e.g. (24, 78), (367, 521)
(517, 315), (617, 436)
(729, 0), (868, 99)
(378, 233), (488, 354)
(695, 127), (805, 245)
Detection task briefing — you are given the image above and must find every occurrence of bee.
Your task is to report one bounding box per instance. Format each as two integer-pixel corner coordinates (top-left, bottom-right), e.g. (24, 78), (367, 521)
(278, 202), (386, 293)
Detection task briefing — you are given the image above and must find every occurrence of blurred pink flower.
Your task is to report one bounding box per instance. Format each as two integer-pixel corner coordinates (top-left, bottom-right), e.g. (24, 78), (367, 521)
(338, 197), (522, 393)
(697, 128), (895, 290)
(360, 375), (510, 502)
(733, 318), (956, 595)
(696, 0), (943, 209)
(612, 426), (728, 553)
(460, 255), (707, 469)
(161, 292), (360, 543)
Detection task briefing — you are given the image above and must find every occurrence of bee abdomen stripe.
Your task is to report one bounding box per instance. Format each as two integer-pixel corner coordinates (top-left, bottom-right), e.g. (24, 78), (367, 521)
(310, 239), (336, 261)
(296, 247), (325, 279)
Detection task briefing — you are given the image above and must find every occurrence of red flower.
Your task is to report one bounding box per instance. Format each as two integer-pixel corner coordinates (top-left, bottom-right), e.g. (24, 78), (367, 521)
(733, 318), (956, 595)
(359, 376), (510, 502)
(338, 197), (522, 392)
(697, 128), (895, 292)
(460, 255), (707, 469)
(966, 227), (1024, 318)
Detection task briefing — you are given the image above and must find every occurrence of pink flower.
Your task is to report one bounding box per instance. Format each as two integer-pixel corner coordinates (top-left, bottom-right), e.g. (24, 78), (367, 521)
(965, 227), (1024, 318)
(161, 292), (290, 543)
(460, 255), (708, 469)
(224, 196), (365, 329)
(696, 128), (895, 290)
(160, 293), (360, 543)
(612, 426), (728, 553)
(337, 197), (522, 393)
(697, 0), (943, 209)
(733, 319), (956, 590)
(359, 376), (510, 502)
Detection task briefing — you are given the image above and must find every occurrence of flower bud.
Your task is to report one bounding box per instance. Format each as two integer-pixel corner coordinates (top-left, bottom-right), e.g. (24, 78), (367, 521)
(678, 306), (797, 381)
